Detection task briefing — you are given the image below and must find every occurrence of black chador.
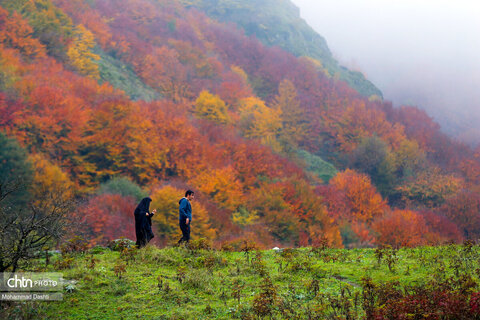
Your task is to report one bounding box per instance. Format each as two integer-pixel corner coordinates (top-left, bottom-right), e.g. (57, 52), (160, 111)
(134, 197), (155, 248)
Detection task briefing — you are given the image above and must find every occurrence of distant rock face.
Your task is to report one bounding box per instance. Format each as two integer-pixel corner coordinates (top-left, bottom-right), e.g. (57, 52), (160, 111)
(180, 0), (382, 98)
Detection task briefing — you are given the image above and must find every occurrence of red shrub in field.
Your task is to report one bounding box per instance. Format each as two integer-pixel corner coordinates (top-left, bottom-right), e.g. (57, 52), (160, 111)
(471, 292), (480, 316)
(373, 288), (476, 320)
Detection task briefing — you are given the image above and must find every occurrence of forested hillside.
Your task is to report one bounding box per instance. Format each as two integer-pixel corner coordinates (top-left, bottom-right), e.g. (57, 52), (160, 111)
(178, 0), (382, 98)
(1, 0), (480, 249)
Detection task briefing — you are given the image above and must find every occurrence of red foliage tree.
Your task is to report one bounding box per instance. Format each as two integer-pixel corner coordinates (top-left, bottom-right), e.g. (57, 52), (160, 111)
(440, 190), (480, 239)
(75, 194), (137, 246)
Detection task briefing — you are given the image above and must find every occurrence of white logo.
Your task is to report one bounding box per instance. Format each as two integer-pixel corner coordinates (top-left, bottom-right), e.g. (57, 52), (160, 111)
(7, 275), (33, 288)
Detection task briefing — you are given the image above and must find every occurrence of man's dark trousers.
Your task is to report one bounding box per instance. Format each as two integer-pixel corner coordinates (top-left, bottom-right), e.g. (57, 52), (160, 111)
(178, 219), (190, 243)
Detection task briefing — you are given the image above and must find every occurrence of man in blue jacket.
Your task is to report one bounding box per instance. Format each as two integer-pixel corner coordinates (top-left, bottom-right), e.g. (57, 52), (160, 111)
(178, 190), (194, 244)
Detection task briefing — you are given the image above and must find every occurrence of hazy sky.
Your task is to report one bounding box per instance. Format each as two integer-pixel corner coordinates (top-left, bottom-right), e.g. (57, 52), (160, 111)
(291, 0), (480, 145)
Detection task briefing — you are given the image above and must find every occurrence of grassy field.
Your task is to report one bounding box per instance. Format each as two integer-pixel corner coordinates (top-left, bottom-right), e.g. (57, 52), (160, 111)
(4, 240), (480, 319)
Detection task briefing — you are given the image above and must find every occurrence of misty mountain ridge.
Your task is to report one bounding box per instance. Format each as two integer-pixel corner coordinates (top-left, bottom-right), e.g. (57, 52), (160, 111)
(181, 0), (383, 99)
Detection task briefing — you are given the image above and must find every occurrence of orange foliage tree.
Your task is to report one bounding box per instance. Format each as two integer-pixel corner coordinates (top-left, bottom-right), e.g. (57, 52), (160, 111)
(191, 166), (245, 211)
(0, 7), (46, 59)
(329, 169), (388, 223)
(281, 178), (342, 247)
(323, 100), (407, 153)
(135, 46), (191, 103)
(372, 209), (429, 247)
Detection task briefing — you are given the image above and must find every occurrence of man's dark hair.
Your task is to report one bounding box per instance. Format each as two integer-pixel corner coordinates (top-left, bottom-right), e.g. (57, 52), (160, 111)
(185, 190), (194, 197)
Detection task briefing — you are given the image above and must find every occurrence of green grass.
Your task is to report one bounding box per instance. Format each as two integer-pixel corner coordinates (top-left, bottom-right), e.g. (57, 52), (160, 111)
(296, 149), (338, 183)
(12, 243), (480, 319)
(96, 49), (160, 102)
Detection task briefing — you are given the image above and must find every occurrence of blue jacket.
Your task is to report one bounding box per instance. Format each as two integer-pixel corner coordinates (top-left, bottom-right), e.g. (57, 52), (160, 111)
(179, 197), (192, 222)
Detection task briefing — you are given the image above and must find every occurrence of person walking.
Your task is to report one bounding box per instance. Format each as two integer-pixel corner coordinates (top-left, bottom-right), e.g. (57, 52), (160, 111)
(134, 197), (156, 248)
(178, 190), (194, 244)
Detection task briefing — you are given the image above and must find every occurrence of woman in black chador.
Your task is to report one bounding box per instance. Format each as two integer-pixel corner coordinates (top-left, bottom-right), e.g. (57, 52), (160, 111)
(134, 197), (156, 248)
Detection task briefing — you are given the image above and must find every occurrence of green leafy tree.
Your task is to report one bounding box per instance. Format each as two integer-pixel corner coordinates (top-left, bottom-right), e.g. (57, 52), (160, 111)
(0, 133), (72, 272)
(351, 135), (396, 198)
(97, 176), (147, 202)
(0, 132), (33, 208)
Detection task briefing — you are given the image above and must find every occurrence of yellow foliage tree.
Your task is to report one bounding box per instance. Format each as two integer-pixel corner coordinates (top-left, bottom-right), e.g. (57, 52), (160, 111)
(30, 153), (74, 208)
(393, 138), (426, 178)
(230, 65), (248, 83)
(232, 206), (259, 226)
(272, 79), (308, 150)
(67, 24), (100, 79)
(194, 90), (230, 124)
(238, 96), (283, 153)
(151, 185), (216, 244)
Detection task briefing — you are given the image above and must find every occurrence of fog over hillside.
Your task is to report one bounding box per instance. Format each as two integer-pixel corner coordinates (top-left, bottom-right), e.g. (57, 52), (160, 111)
(292, 0), (480, 146)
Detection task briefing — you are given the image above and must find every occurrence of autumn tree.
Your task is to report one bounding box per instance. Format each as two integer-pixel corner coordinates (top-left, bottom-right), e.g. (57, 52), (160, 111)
(191, 166), (245, 211)
(396, 167), (463, 208)
(29, 153), (74, 208)
(0, 93), (23, 129)
(136, 46), (191, 102)
(440, 190), (480, 239)
(329, 169), (388, 223)
(249, 182), (299, 244)
(272, 79), (309, 151)
(194, 90), (230, 124)
(67, 24), (100, 79)
(238, 96), (283, 152)
(150, 185), (181, 244)
(372, 209), (429, 247)
(0, 7), (46, 59)
(420, 210), (463, 244)
(324, 101), (406, 154)
(216, 65), (253, 109)
(75, 193), (136, 245)
(282, 178), (342, 247)
(393, 138), (426, 179)
(5, 0), (74, 60)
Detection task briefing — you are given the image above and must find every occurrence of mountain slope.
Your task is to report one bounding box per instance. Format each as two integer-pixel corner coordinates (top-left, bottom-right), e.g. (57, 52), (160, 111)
(180, 0), (382, 98)
(1, 0), (480, 249)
